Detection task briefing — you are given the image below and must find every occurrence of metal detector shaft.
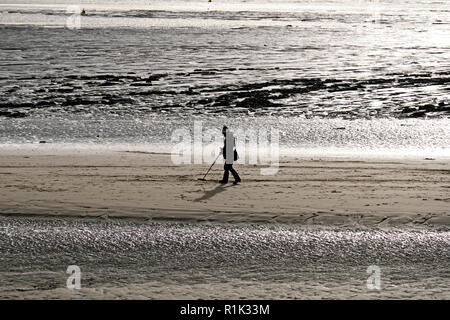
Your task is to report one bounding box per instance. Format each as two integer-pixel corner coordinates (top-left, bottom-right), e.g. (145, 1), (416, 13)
(200, 153), (221, 180)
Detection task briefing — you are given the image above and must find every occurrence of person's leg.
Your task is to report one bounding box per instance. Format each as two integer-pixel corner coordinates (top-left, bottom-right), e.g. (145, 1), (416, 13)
(229, 165), (241, 182)
(220, 164), (230, 183)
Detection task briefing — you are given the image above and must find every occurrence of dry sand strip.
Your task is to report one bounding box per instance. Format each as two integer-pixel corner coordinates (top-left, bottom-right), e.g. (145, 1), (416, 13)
(0, 151), (449, 227)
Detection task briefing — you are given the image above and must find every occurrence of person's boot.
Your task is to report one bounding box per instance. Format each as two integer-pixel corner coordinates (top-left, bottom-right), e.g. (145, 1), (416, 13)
(233, 178), (241, 185)
(219, 180), (227, 184)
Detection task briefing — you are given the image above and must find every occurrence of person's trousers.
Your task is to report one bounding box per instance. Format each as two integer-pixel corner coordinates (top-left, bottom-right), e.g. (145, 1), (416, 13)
(222, 164), (240, 182)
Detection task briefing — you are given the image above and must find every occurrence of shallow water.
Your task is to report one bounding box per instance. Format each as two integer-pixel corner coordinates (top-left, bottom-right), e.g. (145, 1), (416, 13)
(1, 0), (449, 119)
(1, 116), (450, 158)
(1, 0), (449, 157)
(0, 216), (448, 298)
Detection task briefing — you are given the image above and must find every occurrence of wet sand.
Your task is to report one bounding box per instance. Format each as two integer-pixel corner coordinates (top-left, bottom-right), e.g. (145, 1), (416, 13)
(0, 151), (449, 227)
(0, 216), (448, 299)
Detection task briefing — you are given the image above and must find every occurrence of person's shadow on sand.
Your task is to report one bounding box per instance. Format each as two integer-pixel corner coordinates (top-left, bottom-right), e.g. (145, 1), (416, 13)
(194, 184), (232, 202)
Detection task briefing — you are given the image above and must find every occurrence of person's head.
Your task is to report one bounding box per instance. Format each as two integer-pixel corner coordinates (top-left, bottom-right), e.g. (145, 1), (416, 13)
(222, 125), (228, 136)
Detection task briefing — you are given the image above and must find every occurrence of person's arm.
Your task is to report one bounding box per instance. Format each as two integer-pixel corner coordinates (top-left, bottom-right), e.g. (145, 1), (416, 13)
(222, 140), (226, 159)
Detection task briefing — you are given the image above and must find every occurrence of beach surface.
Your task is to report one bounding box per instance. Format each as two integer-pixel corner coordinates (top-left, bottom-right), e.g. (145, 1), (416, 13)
(0, 216), (448, 300)
(0, 151), (449, 300)
(1, 151), (449, 227)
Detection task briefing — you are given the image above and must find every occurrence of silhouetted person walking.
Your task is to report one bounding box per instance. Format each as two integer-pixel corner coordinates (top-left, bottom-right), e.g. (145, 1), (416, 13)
(219, 125), (241, 185)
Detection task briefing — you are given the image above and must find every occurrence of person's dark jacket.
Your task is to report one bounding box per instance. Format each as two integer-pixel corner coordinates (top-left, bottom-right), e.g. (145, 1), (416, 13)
(222, 136), (238, 161)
